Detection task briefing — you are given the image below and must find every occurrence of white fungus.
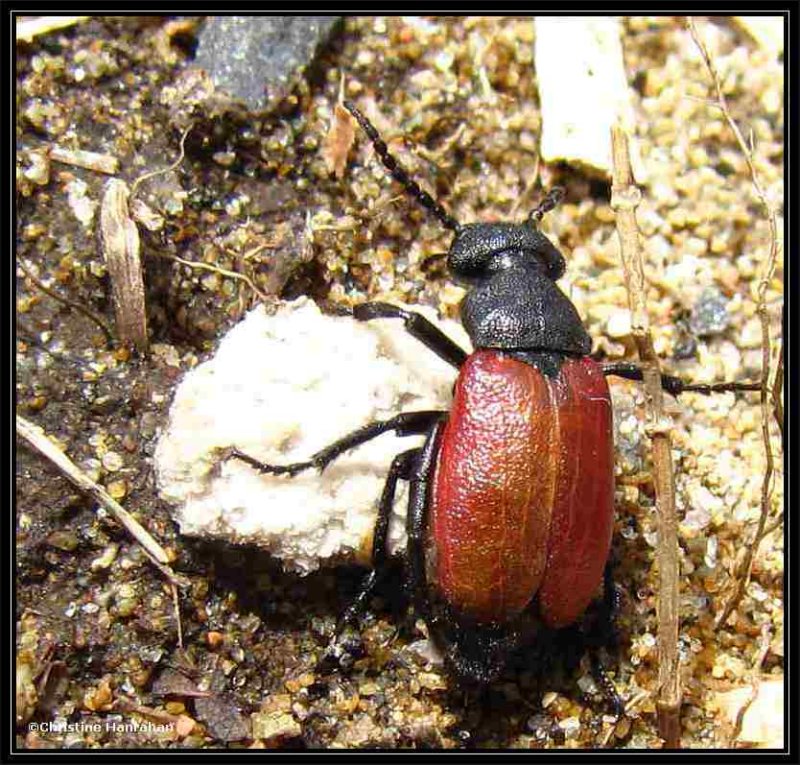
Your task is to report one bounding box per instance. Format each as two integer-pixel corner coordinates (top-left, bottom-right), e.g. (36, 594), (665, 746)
(155, 297), (470, 574)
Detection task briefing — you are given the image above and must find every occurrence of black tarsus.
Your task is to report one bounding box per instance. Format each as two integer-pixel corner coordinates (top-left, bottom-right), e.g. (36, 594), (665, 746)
(353, 302), (468, 370)
(229, 410), (444, 477)
(602, 361), (761, 397)
(343, 100), (462, 233)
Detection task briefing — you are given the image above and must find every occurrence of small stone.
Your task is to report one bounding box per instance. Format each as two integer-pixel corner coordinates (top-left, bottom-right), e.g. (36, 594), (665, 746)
(558, 716), (581, 739)
(47, 530), (80, 551)
(101, 450), (124, 472)
(417, 672), (447, 691)
(106, 479), (127, 500)
(206, 631), (224, 649)
(250, 711), (301, 743)
(90, 543), (119, 571)
(690, 288), (730, 337)
(84, 677), (114, 711)
(606, 309), (632, 339)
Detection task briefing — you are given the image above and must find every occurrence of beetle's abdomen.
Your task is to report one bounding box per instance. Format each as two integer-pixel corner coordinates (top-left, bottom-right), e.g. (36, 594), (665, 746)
(430, 350), (613, 626)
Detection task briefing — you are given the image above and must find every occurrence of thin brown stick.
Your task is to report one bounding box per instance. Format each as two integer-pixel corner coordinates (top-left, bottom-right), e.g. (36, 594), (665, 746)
(772, 338), (784, 446)
(16, 257), (114, 344)
(685, 18), (782, 631)
(610, 125), (681, 748)
(171, 582), (184, 649)
(16, 414), (188, 588)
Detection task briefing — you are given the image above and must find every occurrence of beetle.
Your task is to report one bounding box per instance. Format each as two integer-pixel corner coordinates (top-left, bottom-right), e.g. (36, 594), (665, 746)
(229, 101), (760, 699)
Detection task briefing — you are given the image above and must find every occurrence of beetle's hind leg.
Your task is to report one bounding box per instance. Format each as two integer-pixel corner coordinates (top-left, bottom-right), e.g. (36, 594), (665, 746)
(317, 448), (418, 673)
(227, 410), (444, 476)
(584, 562), (624, 717)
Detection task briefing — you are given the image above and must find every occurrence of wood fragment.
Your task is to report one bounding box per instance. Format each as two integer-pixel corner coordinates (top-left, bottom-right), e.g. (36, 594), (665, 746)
(16, 15), (90, 44)
(16, 414), (186, 588)
(535, 17), (639, 174)
(610, 125), (681, 748)
(322, 79), (356, 179)
(686, 18), (782, 632)
(50, 146), (119, 175)
(99, 179), (149, 352)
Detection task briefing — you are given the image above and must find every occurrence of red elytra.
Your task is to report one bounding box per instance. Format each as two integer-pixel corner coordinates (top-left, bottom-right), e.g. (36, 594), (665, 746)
(430, 350), (614, 628)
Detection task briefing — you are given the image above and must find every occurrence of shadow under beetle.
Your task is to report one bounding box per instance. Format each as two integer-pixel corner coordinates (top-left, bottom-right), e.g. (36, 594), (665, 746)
(230, 102), (760, 701)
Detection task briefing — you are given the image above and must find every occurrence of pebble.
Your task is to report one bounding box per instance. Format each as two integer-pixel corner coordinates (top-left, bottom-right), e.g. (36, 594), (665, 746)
(193, 16), (342, 111)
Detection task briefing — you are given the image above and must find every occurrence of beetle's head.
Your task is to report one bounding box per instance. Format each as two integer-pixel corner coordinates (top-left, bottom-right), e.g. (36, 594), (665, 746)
(447, 221), (566, 283)
(447, 186), (567, 283)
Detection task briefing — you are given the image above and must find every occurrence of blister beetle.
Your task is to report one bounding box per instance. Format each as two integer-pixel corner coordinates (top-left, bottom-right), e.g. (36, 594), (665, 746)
(229, 101), (760, 695)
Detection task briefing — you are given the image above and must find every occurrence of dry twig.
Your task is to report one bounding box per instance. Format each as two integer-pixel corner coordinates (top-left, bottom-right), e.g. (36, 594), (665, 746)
(16, 414), (187, 589)
(150, 251), (269, 304)
(685, 18), (782, 631)
(130, 124), (192, 199)
(610, 125), (681, 748)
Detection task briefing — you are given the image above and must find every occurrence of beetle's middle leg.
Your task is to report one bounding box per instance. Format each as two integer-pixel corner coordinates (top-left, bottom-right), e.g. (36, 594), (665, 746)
(334, 448), (419, 633)
(316, 447), (421, 673)
(228, 410), (445, 476)
(405, 419), (445, 624)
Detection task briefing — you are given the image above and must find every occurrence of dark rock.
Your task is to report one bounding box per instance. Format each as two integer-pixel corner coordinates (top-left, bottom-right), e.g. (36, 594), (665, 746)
(193, 16), (342, 111)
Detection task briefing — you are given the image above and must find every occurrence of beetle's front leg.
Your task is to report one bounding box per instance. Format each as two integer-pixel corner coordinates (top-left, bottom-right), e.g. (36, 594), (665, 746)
(602, 362), (760, 397)
(353, 302), (468, 370)
(227, 410), (445, 476)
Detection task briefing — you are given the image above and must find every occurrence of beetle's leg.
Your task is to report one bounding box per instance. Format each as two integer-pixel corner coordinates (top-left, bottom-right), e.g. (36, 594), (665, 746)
(353, 302), (468, 370)
(406, 419), (446, 622)
(228, 410), (445, 477)
(585, 562), (624, 717)
(316, 449), (419, 674)
(602, 361), (760, 397)
(590, 653), (624, 718)
(335, 448), (418, 631)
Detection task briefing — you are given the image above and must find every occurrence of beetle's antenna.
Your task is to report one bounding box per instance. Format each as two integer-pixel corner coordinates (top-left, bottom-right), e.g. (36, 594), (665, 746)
(343, 101), (461, 233)
(528, 187), (566, 226)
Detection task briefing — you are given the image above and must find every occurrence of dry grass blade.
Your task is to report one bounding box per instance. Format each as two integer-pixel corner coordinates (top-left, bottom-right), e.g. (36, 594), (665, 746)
(610, 125), (681, 748)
